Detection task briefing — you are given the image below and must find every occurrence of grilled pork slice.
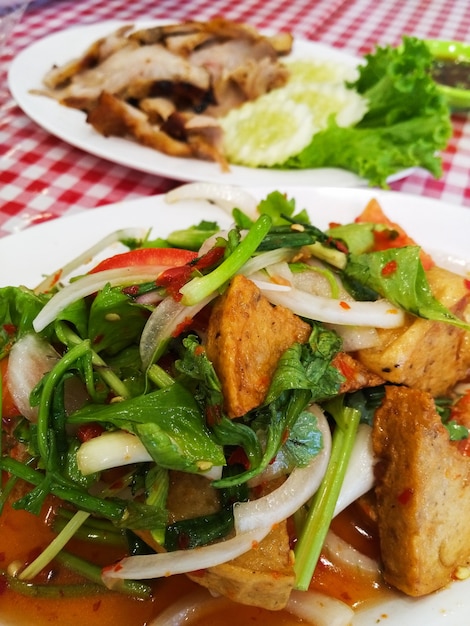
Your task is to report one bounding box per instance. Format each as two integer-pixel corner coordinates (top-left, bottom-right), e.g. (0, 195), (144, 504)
(129, 17), (293, 57)
(42, 24), (135, 89)
(373, 385), (470, 596)
(205, 275), (312, 418)
(86, 91), (229, 168)
(356, 266), (470, 396)
(37, 42), (212, 111)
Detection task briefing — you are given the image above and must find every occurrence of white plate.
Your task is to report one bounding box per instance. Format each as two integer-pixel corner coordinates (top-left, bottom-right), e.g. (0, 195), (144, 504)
(8, 20), (408, 188)
(1, 185), (470, 626)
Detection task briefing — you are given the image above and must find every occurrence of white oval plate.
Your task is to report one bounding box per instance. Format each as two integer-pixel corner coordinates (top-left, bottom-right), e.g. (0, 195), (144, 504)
(8, 20), (410, 188)
(1, 185), (469, 626)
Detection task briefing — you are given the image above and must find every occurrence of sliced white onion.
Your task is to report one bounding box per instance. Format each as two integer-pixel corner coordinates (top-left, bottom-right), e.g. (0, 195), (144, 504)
(103, 405), (331, 586)
(149, 589), (231, 626)
(323, 530), (380, 576)
(77, 430), (223, 480)
(258, 285), (405, 328)
(139, 293), (217, 369)
(102, 525), (271, 585)
(250, 278), (291, 292)
(34, 228), (148, 294)
(165, 182), (259, 219)
(240, 249), (293, 277)
(326, 324), (380, 351)
(286, 589), (354, 626)
(247, 448), (290, 487)
(77, 431), (153, 475)
(33, 266), (165, 333)
(197, 228), (231, 256)
(334, 424), (375, 516)
(8, 333), (60, 421)
(234, 405), (331, 534)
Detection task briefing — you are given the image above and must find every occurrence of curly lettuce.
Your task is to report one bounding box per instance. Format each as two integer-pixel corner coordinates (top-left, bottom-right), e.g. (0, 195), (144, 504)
(282, 36), (452, 187)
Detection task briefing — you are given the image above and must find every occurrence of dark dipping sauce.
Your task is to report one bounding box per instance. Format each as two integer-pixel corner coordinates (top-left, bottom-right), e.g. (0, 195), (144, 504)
(431, 58), (470, 90)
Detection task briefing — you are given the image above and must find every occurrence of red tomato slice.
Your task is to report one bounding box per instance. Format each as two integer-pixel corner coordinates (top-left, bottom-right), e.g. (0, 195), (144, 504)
(89, 247), (198, 274)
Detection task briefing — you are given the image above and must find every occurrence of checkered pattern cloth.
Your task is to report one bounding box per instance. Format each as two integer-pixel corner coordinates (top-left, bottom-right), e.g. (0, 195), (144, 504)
(1, 0), (470, 236)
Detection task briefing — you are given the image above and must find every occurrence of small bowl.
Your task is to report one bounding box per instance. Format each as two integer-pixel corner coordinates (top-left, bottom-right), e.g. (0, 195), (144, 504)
(425, 39), (470, 110)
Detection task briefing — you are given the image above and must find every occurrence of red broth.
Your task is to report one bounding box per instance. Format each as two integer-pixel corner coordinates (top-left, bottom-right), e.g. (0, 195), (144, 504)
(0, 489), (389, 626)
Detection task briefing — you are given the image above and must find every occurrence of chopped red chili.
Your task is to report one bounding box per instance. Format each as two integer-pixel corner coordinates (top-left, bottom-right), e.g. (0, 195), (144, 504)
(381, 260), (398, 277)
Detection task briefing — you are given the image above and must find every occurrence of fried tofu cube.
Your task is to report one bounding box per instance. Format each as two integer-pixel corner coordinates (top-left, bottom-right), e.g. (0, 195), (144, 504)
(187, 520), (295, 610)
(206, 275), (311, 418)
(373, 385), (470, 596)
(166, 471), (295, 610)
(356, 266), (470, 396)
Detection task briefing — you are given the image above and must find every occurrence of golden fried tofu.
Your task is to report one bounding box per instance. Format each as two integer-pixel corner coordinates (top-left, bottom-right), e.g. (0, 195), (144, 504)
(166, 471), (295, 610)
(206, 275), (311, 417)
(356, 266), (470, 396)
(373, 385), (470, 596)
(187, 521), (295, 610)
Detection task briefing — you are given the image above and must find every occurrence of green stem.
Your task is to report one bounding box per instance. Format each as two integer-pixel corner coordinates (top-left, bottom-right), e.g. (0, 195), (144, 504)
(36, 341), (91, 462)
(179, 214), (272, 306)
(0, 457), (126, 520)
(52, 516), (126, 547)
(54, 551), (152, 599)
(147, 363), (175, 389)
(293, 404), (360, 591)
(19, 510), (91, 580)
(55, 322), (131, 399)
(3, 570), (104, 598)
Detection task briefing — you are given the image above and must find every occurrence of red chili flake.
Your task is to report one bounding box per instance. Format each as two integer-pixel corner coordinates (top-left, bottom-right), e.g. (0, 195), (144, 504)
(178, 533), (191, 550)
(2, 324), (16, 335)
(381, 260), (398, 277)
(205, 404), (222, 428)
(397, 487), (413, 505)
(464, 278), (470, 291)
(228, 446), (250, 470)
(328, 221), (342, 229)
(172, 316), (193, 338)
(92, 600), (102, 612)
(156, 265), (192, 301)
(334, 354), (355, 380)
(191, 246), (225, 271)
(77, 422), (106, 443)
(339, 300), (351, 310)
(326, 236), (348, 254)
(92, 333), (105, 347)
(281, 428), (290, 445)
(122, 284), (141, 297)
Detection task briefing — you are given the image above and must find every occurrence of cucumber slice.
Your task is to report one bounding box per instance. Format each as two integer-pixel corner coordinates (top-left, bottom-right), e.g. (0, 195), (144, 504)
(220, 90), (316, 167)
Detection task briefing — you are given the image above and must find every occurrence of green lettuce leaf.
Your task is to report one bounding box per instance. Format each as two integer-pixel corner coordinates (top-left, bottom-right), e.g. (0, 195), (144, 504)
(281, 37), (452, 187)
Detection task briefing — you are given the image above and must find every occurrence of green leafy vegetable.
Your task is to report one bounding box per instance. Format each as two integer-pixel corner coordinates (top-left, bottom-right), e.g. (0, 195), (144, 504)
(68, 383), (226, 473)
(282, 37), (452, 187)
(345, 246), (470, 331)
(294, 396), (361, 590)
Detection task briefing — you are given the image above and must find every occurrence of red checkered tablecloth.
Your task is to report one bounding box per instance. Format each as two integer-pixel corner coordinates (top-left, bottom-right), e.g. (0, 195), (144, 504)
(1, 0), (470, 237)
